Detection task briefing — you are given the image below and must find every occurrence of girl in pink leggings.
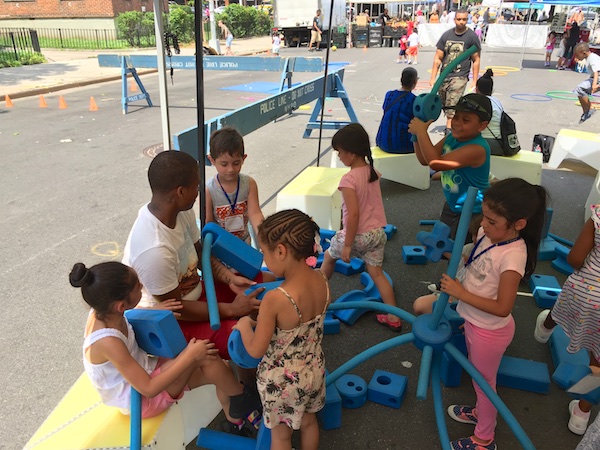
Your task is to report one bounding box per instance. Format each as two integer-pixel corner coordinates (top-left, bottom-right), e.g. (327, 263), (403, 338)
(439, 178), (547, 450)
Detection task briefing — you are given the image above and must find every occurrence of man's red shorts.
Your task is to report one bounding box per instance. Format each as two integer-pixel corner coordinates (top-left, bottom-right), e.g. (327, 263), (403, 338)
(178, 272), (264, 360)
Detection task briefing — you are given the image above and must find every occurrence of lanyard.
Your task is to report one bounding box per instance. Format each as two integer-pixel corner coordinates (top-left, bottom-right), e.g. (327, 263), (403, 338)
(465, 235), (521, 268)
(216, 175), (240, 214)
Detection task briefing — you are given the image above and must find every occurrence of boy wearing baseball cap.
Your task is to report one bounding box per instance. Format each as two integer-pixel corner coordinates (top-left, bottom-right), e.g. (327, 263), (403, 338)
(408, 93), (492, 239)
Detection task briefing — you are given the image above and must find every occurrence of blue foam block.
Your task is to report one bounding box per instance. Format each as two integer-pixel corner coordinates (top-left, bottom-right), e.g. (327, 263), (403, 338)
(538, 237), (558, 261)
(227, 329), (262, 369)
(197, 428), (256, 450)
(335, 374), (368, 409)
(384, 224), (397, 240)
(335, 257), (365, 275)
(402, 245), (427, 265)
(416, 221), (454, 262)
(319, 228), (336, 251)
(255, 422), (272, 450)
(318, 376), (342, 430)
(367, 369), (407, 409)
(324, 312), (340, 335)
(441, 351), (463, 388)
(124, 309), (187, 358)
(529, 274), (562, 294)
(202, 222), (263, 279)
(244, 280), (284, 300)
(533, 288), (561, 308)
(549, 325), (590, 371)
(553, 362), (592, 390)
(497, 356), (550, 394)
(360, 271), (394, 299)
(332, 290), (382, 325)
(551, 244), (574, 276)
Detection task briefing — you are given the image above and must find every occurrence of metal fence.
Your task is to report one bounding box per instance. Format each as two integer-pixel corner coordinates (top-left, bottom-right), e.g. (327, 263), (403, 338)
(0, 28), (41, 63)
(0, 27), (157, 51)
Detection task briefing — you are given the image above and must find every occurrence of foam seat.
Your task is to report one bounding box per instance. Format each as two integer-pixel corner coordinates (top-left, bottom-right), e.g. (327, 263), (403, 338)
(25, 373), (221, 450)
(276, 167), (349, 230)
(331, 146), (430, 190)
(548, 128), (600, 171)
(490, 151), (543, 185)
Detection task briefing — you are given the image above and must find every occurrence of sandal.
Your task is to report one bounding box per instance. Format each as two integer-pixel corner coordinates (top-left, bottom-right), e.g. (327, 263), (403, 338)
(376, 314), (402, 332)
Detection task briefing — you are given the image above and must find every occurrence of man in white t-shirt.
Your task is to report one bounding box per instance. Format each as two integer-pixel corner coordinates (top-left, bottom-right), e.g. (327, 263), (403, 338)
(573, 42), (600, 124)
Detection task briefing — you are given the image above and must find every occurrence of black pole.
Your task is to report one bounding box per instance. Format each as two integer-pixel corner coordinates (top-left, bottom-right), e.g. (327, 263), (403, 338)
(195, 4), (206, 228)
(316, 0), (337, 167)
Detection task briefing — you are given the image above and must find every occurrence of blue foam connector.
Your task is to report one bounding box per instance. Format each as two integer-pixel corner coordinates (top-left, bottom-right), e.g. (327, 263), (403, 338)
(533, 288), (561, 308)
(335, 374), (368, 409)
(440, 302), (465, 335)
(553, 362), (592, 391)
(402, 245), (428, 265)
(551, 244), (574, 276)
(227, 329), (262, 369)
(360, 271), (394, 299)
(441, 351), (463, 387)
(549, 325), (589, 371)
(319, 228), (336, 251)
(197, 428), (256, 450)
(416, 221), (454, 262)
(332, 290), (382, 325)
(324, 312), (340, 335)
(244, 280), (283, 300)
(367, 369), (408, 409)
(538, 237), (558, 261)
(497, 356), (550, 394)
(529, 274), (562, 294)
(124, 309), (187, 358)
(202, 222), (263, 280)
(335, 257), (365, 275)
(255, 422), (272, 450)
(384, 224), (397, 240)
(318, 375), (342, 430)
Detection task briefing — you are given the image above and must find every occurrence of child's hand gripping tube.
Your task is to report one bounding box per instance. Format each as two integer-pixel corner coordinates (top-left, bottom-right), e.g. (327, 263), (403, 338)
(410, 45), (478, 142)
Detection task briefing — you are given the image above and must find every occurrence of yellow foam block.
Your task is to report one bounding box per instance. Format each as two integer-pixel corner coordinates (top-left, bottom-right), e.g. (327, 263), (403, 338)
(276, 167), (349, 230)
(490, 151), (543, 185)
(25, 373), (221, 450)
(370, 146), (430, 190)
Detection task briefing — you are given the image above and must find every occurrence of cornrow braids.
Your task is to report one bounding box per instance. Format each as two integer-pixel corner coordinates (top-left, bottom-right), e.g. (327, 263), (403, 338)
(258, 209), (320, 261)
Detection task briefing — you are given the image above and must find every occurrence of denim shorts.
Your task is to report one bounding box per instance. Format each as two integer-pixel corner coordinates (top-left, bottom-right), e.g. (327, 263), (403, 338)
(574, 78), (594, 97)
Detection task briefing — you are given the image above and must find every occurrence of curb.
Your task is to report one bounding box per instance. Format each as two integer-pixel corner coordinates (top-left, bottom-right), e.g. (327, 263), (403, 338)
(2, 48), (270, 101)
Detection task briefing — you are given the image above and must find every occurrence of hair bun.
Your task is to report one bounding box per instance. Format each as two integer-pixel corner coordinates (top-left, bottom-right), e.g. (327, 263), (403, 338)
(69, 263), (93, 288)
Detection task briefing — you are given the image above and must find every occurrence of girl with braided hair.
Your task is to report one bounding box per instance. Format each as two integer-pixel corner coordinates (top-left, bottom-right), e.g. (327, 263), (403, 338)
(321, 123), (401, 331)
(234, 209), (329, 450)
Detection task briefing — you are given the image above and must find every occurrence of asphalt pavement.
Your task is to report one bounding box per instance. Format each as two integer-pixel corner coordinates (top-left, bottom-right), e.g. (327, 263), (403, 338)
(1, 38), (599, 450)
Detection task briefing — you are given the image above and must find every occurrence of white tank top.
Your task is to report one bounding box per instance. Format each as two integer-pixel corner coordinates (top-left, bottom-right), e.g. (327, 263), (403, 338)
(82, 315), (157, 413)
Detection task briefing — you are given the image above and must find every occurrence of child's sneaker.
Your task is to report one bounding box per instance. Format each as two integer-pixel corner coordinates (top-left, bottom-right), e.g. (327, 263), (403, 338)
(448, 405), (478, 425)
(219, 419), (253, 437)
(568, 400), (591, 435)
(229, 383), (262, 419)
(534, 309), (553, 343)
(450, 436), (497, 450)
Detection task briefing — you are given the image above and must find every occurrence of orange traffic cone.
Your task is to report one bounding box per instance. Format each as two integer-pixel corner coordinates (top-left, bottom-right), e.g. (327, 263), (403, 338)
(39, 95), (48, 108)
(58, 95), (68, 109)
(5, 95), (13, 108)
(89, 96), (99, 112)
(129, 79), (138, 92)
(363, 45), (368, 52)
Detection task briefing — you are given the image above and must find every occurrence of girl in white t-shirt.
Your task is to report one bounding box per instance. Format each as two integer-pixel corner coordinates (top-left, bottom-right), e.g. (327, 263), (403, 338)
(71, 261), (257, 435)
(439, 178), (548, 450)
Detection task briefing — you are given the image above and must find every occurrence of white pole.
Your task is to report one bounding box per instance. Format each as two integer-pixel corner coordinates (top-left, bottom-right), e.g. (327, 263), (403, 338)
(519, 2), (534, 69)
(153, 0), (171, 150)
(209, 0), (221, 54)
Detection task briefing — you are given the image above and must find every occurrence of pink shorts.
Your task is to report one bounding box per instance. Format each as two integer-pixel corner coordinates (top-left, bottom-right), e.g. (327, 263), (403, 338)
(141, 361), (189, 418)
(178, 273), (265, 360)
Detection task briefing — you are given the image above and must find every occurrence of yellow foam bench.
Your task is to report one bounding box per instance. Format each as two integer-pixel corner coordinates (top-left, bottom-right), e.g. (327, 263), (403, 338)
(330, 147), (430, 190)
(490, 151), (543, 185)
(548, 129), (600, 170)
(25, 373), (221, 450)
(276, 166), (349, 231)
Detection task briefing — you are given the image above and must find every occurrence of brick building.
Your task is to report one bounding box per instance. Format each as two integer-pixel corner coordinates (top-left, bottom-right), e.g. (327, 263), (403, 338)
(1, 0), (169, 30)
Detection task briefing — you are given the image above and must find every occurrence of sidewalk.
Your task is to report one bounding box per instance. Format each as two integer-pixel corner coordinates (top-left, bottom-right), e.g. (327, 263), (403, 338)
(0, 35), (272, 100)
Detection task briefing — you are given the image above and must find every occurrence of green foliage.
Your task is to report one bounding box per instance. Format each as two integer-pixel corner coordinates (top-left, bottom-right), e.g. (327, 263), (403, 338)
(168, 5), (195, 43)
(217, 4), (273, 39)
(0, 51), (45, 68)
(116, 11), (156, 47)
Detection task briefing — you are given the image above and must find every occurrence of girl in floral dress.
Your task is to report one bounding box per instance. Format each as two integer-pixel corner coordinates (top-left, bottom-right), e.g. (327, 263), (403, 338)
(234, 209), (329, 450)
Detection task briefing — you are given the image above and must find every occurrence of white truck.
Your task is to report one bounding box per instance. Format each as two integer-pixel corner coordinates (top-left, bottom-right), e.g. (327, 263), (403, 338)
(273, 0), (346, 48)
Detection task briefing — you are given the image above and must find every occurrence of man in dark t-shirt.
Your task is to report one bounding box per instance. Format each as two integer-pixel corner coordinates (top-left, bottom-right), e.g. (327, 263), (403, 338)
(308, 9), (322, 52)
(430, 9), (481, 133)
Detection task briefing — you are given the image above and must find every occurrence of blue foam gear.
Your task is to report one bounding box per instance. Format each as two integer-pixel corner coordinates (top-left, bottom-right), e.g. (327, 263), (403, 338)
(416, 221), (454, 263)
(227, 329), (262, 369)
(201, 222), (263, 280)
(124, 309), (187, 358)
